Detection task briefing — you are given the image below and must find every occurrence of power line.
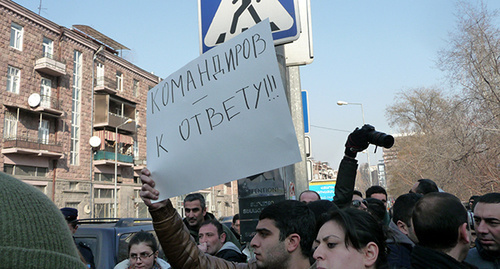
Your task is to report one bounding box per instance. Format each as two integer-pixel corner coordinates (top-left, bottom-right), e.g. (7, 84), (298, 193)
(310, 125), (351, 133)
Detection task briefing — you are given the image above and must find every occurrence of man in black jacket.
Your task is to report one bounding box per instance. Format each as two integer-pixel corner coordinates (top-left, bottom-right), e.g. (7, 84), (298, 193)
(410, 192), (475, 269)
(198, 219), (247, 263)
(465, 193), (500, 268)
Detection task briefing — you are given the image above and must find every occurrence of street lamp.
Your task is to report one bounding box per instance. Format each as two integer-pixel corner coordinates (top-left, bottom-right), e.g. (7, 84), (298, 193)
(114, 118), (133, 218)
(337, 100), (373, 186)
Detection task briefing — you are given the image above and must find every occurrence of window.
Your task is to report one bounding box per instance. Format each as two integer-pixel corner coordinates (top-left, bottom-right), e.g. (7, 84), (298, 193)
(38, 119), (49, 144)
(94, 188), (113, 198)
(133, 79), (139, 97)
(71, 51), (82, 165)
(116, 72), (123, 91)
(10, 22), (23, 50)
(3, 164), (48, 177)
(3, 111), (17, 139)
(94, 203), (112, 218)
(7, 66), (20, 94)
(40, 78), (51, 107)
(133, 140), (139, 160)
(96, 62), (104, 86)
(42, 37), (53, 58)
(94, 173), (114, 182)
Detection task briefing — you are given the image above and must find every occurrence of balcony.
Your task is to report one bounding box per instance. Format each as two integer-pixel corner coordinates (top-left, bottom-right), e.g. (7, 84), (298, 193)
(34, 53), (66, 77)
(94, 76), (118, 95)
(93, 150), (134, 167)
(94, 95), (136, 133)
(2, 135), (63, 158)
(33, 94), (64, 117)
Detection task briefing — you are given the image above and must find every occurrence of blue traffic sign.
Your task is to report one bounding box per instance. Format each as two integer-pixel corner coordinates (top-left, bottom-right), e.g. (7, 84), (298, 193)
(302, 90), (309, 133)
(199, 0), (300, 53)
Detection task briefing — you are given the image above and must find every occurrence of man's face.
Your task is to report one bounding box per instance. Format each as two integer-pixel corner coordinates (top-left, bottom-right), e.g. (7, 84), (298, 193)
(184, 200), (206, 229)
(250, 218), (289, 269)
(474, 202), (500, 253)
(299, 192), (319, 204)
(370, 193), (387, 207)
(232, 219), (240, 235)
(198, 223), (225, 255)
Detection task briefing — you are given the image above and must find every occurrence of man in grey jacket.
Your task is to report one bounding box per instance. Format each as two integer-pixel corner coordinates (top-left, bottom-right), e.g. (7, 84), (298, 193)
(465, 193), (500, 268)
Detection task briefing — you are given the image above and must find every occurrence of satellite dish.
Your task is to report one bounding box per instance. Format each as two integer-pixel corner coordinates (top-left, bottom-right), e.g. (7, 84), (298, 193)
(28, 93), (41, 108)
(89, 136), (102, 148)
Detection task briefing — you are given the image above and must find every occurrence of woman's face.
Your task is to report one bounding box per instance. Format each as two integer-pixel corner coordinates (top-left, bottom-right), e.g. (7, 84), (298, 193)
(313, 220), (367, 269)
(129, 242), (157, 269)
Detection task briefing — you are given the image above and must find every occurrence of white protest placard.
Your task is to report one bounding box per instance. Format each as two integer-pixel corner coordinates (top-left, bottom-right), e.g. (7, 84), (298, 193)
(147, 20), (301, 201)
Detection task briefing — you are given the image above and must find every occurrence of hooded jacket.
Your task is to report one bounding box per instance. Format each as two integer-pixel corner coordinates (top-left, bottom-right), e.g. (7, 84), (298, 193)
(215, 241), (247, 263)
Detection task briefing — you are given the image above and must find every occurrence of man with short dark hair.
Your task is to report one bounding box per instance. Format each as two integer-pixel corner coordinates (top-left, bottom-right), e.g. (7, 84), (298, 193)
(465, 192), (500, 268)
(140, 173), (317, 268)
(410, 178), (439, 195)
(366, 185), (388, 206)
(231, 213), (241, 241)
(183, 193), (241, 249)
(386, 193), (422, 268)
(198, 219), (247, 263)
(298, 190), (320, 204)
(410, 192), (474, 268)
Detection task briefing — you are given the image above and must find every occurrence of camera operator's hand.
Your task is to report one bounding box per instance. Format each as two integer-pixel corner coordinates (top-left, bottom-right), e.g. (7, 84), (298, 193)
(344, 126), (370, 158)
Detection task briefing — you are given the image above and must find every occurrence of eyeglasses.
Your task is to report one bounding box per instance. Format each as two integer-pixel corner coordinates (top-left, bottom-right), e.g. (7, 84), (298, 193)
(129, 252), (154, 261)
(351, 199), (368, 208)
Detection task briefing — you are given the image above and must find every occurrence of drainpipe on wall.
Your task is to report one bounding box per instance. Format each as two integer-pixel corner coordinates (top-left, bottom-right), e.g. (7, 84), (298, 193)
(89, 46), (104, 217)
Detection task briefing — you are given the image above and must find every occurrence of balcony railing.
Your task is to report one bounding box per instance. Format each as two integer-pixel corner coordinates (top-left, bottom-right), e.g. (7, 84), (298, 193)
(3, 134), (62, 153)
(34, 53), (66, 77)
(95, 76), (118, 94)
(94, 150), (134, 163)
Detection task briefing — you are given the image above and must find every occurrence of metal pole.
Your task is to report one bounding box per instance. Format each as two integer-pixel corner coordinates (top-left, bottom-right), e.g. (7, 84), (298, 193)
(359, 103), (373, 186)
(114, 125), (118, 218)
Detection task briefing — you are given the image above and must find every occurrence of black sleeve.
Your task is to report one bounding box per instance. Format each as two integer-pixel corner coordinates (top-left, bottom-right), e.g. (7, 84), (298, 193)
(333, 157), (358, 208)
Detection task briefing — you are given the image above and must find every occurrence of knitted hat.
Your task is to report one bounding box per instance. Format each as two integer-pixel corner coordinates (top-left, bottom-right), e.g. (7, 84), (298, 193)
(0, 172), (87, 268)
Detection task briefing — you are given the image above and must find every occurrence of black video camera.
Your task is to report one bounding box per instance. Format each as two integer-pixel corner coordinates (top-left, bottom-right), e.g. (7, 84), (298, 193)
(362, 124), (394, 148)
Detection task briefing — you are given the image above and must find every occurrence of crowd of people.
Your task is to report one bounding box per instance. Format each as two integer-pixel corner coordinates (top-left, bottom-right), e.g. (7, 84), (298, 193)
(1, 125), (498, 269)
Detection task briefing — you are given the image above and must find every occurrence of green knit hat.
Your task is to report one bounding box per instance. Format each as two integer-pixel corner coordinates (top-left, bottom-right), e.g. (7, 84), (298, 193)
(0, 172), (87, 268)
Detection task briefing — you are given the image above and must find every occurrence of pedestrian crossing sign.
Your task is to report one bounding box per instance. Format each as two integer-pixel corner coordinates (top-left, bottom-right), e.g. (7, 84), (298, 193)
(199, 0), (300, 53)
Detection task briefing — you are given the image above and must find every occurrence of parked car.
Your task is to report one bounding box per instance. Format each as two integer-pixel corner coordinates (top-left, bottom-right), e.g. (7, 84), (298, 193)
(74, 218), (166, 269)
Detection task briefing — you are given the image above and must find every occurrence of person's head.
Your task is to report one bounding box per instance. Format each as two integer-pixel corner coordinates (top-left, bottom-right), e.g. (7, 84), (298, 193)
(392, 193), (422, 243)
(412, 192), (470, 261)
(307, 199), (338, 224)
(352, 191), (368, 210)
(313, 208), (387, 269)
(0, 172), (87, 268)
(365, 198), (386, 225)
(199, 219), (226, 255)
(60, 207), (79, 234)
(468, 195), (480, 211)
(299, 190), (321, 204)
(410, 179), (438, 195)
(127, 231), (160, 269)
(473, 193), (500, 254)
(250, 200), (316, 268)
(184, 193), (207, 229)
(232, 213), (240, 235)
(366, 186), (388, 207)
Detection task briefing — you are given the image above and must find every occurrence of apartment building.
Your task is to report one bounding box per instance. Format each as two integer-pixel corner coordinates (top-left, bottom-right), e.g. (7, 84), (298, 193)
(1, 0), (160, 218)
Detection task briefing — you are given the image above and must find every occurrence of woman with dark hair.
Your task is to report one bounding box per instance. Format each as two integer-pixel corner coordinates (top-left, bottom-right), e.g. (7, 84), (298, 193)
(114, 231), (171, 269)
(313, 208), (388, 269)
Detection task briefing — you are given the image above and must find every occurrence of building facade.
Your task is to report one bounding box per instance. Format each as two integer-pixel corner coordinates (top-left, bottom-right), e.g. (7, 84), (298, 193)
(1, 0), (159, 218)
(1, 0), (241, 220)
